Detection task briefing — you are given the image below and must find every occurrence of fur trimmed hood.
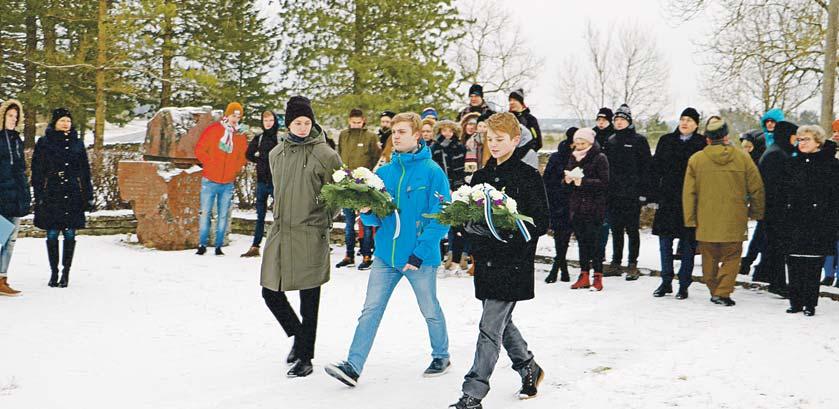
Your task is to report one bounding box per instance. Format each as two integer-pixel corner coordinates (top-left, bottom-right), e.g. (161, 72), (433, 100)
(0, 99), (24, 133)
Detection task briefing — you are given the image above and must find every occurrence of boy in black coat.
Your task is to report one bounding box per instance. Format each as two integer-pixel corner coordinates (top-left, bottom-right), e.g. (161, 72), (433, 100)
(450, 113), (549, 409)
(242, 111), (279, 257)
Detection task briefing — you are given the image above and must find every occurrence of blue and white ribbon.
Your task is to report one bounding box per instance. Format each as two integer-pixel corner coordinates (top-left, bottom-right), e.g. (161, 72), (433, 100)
(481, 188), (531, 243)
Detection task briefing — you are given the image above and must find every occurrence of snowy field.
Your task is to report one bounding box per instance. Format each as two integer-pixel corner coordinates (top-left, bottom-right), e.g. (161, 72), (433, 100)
(3, 233), (839, 409)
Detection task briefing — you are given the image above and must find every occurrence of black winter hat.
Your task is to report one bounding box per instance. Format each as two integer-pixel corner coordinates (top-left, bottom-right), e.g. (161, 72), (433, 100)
(566, 127), (579, 139)
(614, 104), (632, 124)
(680, 107), (700, 125)
(509, 88), (525, 105)
(380, 110), (396, 119)
(50, 107), (72, 127)
(773, 121), (799, 150)
(284, 96), (315, 128)
(596, 107), (613, 122)
(469, 83), (484, 97)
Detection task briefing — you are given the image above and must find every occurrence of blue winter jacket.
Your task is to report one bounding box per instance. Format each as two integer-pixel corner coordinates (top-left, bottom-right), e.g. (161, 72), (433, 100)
(360, 142), (451, 269)
(760, 108), (785, 147)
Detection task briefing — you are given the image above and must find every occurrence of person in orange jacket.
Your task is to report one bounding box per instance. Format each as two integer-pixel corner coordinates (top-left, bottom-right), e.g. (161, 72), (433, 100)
(194, 102), (249, 255)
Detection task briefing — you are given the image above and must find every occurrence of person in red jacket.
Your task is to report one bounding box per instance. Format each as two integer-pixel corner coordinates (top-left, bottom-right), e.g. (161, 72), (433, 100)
(194, 102), (249, 255)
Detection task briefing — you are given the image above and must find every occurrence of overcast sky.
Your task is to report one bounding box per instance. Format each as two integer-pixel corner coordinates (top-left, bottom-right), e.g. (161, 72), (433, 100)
(495, 0), (714, 120)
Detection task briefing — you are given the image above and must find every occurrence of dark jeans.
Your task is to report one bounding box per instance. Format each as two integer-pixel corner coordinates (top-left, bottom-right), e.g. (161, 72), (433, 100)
(252, 181), (274, 247)
(597, 213), (610, 262)
(743, 221), (767, 269)
(46, 229), (76, 241)
(659, 235), (696, 287)
(262, 286), (321, 361)
(609, 203), (640, 265)
(787, 256), (824, 309)
(462, 299), (534, 400)
(344, 208), (373, 258)
(573, 218), (603, 272)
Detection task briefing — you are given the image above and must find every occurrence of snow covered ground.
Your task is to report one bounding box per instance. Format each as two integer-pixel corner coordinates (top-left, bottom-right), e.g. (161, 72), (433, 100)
(3, 233), (839, 409)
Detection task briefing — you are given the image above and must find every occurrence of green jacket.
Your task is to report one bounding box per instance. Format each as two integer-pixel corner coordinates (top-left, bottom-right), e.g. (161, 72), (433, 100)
(337, 128), (381, 170)
(683, 143), (765, 243)
(260, 125), (343, 291)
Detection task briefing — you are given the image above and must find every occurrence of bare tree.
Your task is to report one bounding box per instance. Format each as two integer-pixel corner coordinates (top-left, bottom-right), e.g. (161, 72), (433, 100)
(453, 0), (543, 103)
(666, 0), (835, 127)
(557, 21), (670, 124)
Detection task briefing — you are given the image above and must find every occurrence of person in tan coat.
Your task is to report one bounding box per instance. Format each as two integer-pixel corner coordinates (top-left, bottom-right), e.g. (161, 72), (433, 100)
(683, 117), (765, 306)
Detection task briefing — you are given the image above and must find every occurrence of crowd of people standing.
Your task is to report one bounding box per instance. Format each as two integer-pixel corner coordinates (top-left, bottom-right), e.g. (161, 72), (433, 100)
(1, 80), (838, 409)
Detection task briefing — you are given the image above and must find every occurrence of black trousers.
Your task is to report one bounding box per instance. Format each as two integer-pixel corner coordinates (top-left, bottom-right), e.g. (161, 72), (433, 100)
(573, 218), (602, 272)
(553, 226), (573, 264)
(262, 286), (321, 360)
(609, 203), (641, 264)
(787, 256), (824, 309)
(765, 223), (788, 290)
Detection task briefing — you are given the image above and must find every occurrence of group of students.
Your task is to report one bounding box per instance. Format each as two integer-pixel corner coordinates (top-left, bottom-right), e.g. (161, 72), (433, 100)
(244, 91), (548, 409)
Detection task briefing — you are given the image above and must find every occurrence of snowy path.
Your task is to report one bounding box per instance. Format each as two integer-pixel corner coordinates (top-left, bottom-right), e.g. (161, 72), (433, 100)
(2, 234), (839, 409)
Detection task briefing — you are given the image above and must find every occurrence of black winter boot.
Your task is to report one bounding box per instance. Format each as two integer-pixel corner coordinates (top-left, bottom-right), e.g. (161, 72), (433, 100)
(653, 281), (673, 297)
(559, 259), (570, 282)
(545, 262), (559, 283)
(59, 240), (76, 288)
(47, 239), (60, 287)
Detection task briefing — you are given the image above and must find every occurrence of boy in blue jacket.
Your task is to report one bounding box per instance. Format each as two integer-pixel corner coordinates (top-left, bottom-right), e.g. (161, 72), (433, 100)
(325, 112), (452, 387)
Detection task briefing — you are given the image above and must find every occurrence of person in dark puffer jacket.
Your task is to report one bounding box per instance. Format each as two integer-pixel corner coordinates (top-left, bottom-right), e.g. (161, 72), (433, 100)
(242, 110), (280, 257)
(565, 128), (610, 291)
(431, 120), (469, 272)
(0, 99), (31, 297)
(31, 108), (94, 289)
(603, 104), (652, 280)
(542, 127), (577, 283)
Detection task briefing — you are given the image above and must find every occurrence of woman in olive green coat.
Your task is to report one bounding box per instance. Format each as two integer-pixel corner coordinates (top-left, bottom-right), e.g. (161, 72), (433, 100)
(260, 96), (342, 378)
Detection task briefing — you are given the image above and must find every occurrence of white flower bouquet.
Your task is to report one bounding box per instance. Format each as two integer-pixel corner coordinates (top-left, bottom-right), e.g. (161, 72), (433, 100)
(320, 167), (396, 217)
(425, 183), (533, 231)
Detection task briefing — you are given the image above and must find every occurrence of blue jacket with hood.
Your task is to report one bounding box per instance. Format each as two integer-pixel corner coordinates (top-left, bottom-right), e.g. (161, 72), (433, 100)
(760, 108), (785, 147)
(360, 142), (451, 269)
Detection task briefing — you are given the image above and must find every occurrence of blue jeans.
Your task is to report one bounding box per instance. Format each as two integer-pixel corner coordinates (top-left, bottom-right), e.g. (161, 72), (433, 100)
(252, 181), (274, 247)
(598, 214), (610, 262)
(344, 208), (373, 258)
(199, 178), (235, 248)
(0, 217), (21, 277)
(347, 258), (449, 374)
(659, 235), (696, 287)
(46, 229), (76, 241)
(824, 240), (839, 279)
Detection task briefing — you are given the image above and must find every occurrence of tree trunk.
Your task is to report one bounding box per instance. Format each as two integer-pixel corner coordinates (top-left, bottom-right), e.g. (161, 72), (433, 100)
(23, 9), (37, 148)
(94, 0), (108, 151)
(822, 0), (839, 130)
(160, 0), (174, 108)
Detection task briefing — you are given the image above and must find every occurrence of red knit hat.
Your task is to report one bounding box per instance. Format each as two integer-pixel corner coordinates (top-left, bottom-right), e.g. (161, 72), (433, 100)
(832, 118), (839, 133)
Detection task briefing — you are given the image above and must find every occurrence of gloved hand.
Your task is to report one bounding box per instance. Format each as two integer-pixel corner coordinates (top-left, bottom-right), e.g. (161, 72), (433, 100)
(463, 221), (492, 238)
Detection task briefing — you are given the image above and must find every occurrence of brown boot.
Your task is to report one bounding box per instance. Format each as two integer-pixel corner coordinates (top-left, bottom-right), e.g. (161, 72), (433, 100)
(0, 277), (21, 297)
(444, 251), (454, 270)
(467, 256), (475, 276)
(241, 246), (261, 257)
(459, 256), (469, 271)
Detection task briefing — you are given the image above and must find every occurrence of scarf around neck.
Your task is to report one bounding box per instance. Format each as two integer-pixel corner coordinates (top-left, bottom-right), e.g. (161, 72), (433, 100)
(572, 146), (592, 161)
(219, 117), (237, 154)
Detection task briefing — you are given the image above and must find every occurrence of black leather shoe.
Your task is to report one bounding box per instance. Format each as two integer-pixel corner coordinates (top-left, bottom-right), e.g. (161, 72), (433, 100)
(786, 306), (803, 314)
(653, 282), (673, 297)
(287, 359), (313, 378)
(675, 287), (689, 299)
(803, 307), (816, 317)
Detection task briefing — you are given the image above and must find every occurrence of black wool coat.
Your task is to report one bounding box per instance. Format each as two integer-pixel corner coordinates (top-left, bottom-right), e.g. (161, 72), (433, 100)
(0, 129), (32, 218)
(650, 129), (706, 237)
(565, 143), (609, 223)
(31, 128), (94, 230)
(467, 155), (549, 302)
(759, 121), (797, 225)
(779, 148), (839, 256)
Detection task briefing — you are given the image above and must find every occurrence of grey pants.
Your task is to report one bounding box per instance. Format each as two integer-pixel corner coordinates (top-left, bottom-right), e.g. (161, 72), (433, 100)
(462, 299), (534, 399)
